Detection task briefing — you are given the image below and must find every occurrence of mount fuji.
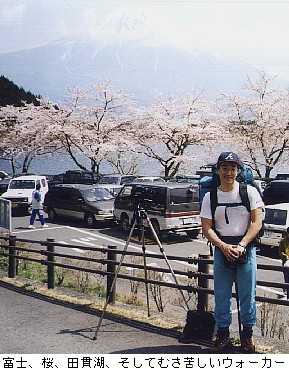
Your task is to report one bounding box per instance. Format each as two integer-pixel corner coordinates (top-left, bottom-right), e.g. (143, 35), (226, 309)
(0, 11), (256, 104)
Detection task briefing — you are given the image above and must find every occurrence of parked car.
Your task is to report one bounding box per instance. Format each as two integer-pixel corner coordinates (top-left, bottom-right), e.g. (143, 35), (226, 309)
(175, 175), (200, 184)
(97, 184), (123, 197)
(98, 174), (137, 185)
(253, 179), (267, 195)
(275, 173), (289, 181)
(2, 175), (49, 212)
(43, 184), (115, 227)
(263, 180), (289, 205)
(133, 176), (165, 183)
(259, 203), (289, 251)
(196, 164), (214, 178)
(0, 171), (11, 195)
(114, 182), (201, 239)
(0, 171), (9, 179)
(62, 170), (100, 184)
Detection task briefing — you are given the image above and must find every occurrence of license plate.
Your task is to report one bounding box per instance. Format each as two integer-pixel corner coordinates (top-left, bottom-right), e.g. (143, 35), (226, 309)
(183, 217), (196, 225)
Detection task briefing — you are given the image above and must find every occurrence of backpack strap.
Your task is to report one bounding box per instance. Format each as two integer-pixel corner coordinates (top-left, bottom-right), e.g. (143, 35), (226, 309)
(210, 188), (218, 231)
(239, 183), (251, 213)
(210, 183), (251, 228)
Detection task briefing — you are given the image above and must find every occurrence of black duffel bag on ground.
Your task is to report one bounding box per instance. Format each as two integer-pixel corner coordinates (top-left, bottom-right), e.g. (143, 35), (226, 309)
(178, 310), (215, 343)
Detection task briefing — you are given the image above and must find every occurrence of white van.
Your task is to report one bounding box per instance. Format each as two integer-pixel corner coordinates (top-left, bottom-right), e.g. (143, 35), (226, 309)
(2, 175), (49, 212)
(259, 203), (289, 249)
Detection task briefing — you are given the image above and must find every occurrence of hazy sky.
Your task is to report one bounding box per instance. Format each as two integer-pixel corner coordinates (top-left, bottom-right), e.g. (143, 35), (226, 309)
(0, 0), (289, 78)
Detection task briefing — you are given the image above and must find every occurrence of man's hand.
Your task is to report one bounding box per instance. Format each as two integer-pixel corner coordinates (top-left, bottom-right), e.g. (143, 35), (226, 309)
(235, 244), (246, 257)
(220, 243), (240, 262)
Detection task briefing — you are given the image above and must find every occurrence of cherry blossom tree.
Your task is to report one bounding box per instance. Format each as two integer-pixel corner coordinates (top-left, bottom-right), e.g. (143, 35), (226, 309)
(220, 72), (289, 179)
(51, 84), (137, 176)
(105, 147), (140, 175)
(135, 95), (222, 177)
(0, 102), (60, 175)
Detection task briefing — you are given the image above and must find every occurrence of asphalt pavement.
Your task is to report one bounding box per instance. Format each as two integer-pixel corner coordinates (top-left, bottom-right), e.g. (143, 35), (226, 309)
(0, 281), (210, 354)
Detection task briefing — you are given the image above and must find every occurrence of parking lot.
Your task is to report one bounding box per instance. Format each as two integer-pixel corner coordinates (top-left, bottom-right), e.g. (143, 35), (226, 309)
(7, 211), (286, 300)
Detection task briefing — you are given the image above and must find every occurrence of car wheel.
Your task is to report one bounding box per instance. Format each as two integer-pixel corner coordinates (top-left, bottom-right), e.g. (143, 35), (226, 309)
(85, 213), (95, 227)
(186, 230), (200, 239)
(48, 208), (57, 221)
(120, 214), (130, 233)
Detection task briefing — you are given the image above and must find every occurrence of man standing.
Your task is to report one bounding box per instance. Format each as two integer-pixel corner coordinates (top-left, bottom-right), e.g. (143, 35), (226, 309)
(28, 183), (48, 228)
(201, 152), (263, 352)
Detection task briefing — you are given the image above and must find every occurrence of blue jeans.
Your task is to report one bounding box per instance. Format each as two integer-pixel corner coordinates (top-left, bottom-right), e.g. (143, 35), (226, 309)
(214, 246), (257, 329)
(30, 209), (45, 226)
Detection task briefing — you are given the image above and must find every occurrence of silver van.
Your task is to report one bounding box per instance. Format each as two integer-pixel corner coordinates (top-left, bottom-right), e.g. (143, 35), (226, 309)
(259, 203), (289, 250)
(114, 182), (201, 239)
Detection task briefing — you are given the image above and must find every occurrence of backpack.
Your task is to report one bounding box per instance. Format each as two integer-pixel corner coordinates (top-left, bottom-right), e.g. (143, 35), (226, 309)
(33, 190), (41, 202)
(199, 164), (264, 238)
(179, 310), (215, 343)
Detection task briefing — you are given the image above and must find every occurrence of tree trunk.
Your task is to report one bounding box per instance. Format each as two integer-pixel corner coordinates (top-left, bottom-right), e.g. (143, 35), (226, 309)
(90, 159), (101, 178)
(22, 154), (30, 174)
(265, 166), (273, 180)
(10, 157), (16, 177)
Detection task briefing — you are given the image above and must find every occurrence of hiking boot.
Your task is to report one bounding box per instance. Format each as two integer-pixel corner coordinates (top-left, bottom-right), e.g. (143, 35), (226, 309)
(241, 337), (256, 353)
(214, 333), (232, 352)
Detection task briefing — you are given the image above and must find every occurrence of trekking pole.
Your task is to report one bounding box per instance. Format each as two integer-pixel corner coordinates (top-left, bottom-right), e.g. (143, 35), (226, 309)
(93, 219), (137, 341)
(145, 213), (190, 311)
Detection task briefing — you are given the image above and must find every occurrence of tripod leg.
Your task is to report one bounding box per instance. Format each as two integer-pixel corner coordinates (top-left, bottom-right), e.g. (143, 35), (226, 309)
(93, 219), (137, 341)
(141, 224), (151, 317)
(146, 217), (190, 311)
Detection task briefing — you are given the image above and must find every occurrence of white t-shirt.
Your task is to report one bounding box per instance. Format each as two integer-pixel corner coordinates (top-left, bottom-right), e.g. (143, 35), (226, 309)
(200, 181), (264, 237)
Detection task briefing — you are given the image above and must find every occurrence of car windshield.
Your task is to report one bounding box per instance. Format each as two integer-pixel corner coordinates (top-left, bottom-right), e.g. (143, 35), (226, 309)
(265, 208), (287, 226)
(82, 188), (114, 202)
(9, 180), (35, 189)
(98, 176), (119, 185)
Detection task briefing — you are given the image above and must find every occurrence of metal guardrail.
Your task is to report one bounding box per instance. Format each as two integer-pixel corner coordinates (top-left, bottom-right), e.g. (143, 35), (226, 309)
(0, 235), (288, 309)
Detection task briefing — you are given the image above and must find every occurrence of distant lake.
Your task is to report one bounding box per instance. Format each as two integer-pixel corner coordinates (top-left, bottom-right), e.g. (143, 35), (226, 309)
(1, 147), (286, 177)
(0, 152), (164, 176)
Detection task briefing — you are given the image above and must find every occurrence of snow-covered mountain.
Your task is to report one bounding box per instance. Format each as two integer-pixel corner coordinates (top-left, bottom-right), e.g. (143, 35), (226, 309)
(0, 36), (256, 104)
(0, 9), (256, 104)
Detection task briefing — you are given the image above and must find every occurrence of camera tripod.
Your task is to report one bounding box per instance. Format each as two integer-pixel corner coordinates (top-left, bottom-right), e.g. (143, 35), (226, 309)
(93, 201), (190, 341)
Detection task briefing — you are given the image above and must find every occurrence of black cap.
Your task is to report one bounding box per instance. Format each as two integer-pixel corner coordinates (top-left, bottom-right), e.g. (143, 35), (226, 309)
(217, 152), (242, 168)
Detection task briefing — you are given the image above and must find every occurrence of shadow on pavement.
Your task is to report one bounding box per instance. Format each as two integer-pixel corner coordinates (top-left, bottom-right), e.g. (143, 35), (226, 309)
(111, 344), (209, 354)
(97, 226), (194, 246)
(0, 280), (183, 341)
